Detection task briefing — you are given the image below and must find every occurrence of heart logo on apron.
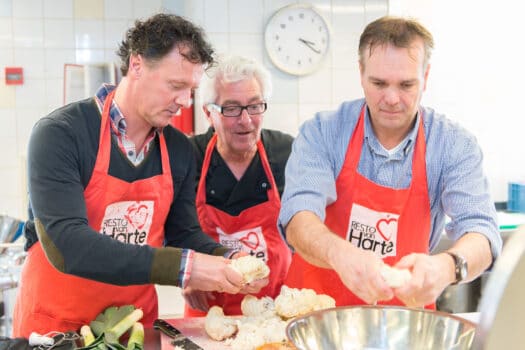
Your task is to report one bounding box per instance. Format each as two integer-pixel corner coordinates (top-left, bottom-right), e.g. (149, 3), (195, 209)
(376, 218), (398, 241)
(239, 231), (260, 250)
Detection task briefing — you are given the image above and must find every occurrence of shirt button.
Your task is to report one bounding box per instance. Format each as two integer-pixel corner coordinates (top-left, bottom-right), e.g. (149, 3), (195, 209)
(210, 189), (215, 195)
(261, 182), (267, 188)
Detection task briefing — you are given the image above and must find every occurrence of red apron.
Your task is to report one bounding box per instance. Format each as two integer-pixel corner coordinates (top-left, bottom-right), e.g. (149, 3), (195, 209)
(284, 105), (434, 309)
(13, 90), (174, 337)
(185, 134), (292, 316)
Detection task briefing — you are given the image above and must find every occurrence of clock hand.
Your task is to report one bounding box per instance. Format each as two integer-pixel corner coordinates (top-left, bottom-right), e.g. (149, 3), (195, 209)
(298, 38), (321, 54)
(299, 38), (316, 45)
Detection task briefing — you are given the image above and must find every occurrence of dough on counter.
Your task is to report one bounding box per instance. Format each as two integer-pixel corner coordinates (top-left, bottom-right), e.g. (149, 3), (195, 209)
(205, 286), (334, 349)
(229, 255), (270, 283)
(313, 293), (336, 311)
(241, 295), (276, 317)
(204, 306), (238, 341)
(380, 264), (412, 288)
(227, 315), (288, 350)
(274, 286), (335, 319)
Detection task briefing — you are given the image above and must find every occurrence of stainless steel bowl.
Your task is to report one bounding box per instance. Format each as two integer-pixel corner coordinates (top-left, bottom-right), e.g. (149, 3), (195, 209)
(287, 305), (476, 350)
(0, 215), (22, 244)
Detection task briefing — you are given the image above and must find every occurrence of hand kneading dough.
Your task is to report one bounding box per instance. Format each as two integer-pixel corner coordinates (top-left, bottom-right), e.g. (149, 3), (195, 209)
(229, 255), (270, 283)
(204, 306), (238, 341)
(380, 264), (412, 288)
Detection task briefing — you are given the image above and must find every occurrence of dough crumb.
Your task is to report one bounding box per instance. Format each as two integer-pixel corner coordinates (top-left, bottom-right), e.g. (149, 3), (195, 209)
(380, 264), (412, 288)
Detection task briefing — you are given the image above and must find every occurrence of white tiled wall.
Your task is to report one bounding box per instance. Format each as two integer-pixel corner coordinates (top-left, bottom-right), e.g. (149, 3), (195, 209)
(0, 0), (170, 219)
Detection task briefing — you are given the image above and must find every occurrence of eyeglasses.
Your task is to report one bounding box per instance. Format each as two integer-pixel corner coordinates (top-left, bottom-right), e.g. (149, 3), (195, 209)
(207, 102), (267, 117)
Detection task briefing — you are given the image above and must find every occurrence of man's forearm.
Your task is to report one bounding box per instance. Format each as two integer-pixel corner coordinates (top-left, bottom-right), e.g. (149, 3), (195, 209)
(445, 232), (493, 283)
(286, 210), (348, 268)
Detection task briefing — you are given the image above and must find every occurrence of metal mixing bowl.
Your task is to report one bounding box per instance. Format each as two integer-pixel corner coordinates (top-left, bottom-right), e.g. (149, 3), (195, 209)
(286, 305), (476, 350)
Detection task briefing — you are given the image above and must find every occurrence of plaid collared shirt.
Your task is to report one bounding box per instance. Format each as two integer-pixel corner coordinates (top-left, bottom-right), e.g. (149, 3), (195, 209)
(94, 84), (159, 166)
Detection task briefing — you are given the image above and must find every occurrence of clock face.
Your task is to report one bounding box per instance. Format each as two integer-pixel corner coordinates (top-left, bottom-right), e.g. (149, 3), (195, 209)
(264, 4), (330, 76)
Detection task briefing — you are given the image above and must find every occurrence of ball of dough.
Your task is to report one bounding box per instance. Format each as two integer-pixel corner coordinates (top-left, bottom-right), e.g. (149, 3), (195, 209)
(229, 255), (270, 283)
(241, 295), (276, 318)
(204, 306), (238, 341)
(380, 264), (412, 288)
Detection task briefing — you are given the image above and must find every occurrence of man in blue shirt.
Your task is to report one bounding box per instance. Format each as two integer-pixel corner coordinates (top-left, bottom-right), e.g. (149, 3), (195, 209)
(279, 16), (502, 308)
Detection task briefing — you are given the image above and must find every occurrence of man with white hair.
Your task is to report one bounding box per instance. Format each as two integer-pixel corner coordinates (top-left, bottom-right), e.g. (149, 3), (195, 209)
(184, 55), (293, 316)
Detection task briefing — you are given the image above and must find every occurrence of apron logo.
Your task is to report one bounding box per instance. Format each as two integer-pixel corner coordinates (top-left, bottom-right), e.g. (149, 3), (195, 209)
(217, 226), (269, 262)
(100, 200), (154, 245)
(346, 203), (399, 258)
(125, 203), (150, 231)
(376, 218), (397, 241)
(239, 231), (260, 250)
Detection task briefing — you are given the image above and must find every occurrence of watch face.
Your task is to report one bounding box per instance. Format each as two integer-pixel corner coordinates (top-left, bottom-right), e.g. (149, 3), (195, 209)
(264, 4), (330, 76)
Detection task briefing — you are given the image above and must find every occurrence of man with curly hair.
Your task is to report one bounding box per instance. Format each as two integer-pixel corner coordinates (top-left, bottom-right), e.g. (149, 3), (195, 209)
(13, 13), (265, 336)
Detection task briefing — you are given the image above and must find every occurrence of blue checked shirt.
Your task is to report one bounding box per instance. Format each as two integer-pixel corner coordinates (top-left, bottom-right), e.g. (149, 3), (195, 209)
(278, 98), (502, 259)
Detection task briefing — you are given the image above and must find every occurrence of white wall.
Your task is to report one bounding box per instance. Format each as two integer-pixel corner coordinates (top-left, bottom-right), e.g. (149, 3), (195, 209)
(389, 0), (525, 201)
(0, 0), (168, 219)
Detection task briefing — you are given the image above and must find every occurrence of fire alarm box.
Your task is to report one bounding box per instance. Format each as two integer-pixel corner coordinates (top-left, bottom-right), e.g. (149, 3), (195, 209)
(5, 67), (23, 85)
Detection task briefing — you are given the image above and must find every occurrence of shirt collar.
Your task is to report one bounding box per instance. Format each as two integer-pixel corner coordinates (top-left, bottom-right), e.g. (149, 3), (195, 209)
(363, 106), (420, 159)
(94, 83), (161, 136)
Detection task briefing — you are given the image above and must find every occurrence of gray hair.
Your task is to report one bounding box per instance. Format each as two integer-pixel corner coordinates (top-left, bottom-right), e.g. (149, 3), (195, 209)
(200, 55), (272, 105)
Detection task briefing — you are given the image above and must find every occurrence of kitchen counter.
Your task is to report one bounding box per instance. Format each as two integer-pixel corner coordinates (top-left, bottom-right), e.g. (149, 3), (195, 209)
(147, 317), (229, 349)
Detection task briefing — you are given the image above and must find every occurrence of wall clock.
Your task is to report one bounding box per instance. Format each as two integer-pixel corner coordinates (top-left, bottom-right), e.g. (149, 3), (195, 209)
(264, 3), (331, 76)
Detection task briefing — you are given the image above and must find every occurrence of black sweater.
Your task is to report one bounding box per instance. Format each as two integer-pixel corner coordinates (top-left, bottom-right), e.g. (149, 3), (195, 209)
(24, 98), (227, 286)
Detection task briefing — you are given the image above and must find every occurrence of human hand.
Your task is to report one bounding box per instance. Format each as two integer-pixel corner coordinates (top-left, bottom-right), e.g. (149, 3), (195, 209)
(182, 287), (216, 312)
(331, 243), (394, 304)
(186, 252), (244, 294)
(392, 253), (453, 307)
(229, 253), (270, 293)
(239, 277), (269, 294)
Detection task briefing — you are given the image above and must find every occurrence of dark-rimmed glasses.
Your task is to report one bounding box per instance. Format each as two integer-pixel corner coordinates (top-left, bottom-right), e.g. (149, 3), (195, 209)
(207, 102), (267, 117)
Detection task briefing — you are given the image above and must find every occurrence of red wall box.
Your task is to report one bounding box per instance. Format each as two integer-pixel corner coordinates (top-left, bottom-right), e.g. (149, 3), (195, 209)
(170, 93), (195, 136)
(170, 105), (194, 135)
(5, 67), (23, 85)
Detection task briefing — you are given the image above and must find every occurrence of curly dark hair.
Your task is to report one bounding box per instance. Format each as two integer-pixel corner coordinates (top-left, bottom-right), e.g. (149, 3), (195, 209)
(116, 13), (215, 76)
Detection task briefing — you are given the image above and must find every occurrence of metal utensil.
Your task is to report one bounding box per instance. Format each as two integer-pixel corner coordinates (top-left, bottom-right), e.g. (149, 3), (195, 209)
(287, 305), (476, 350)
(473, 225), (525, 349)
(0, 215), (22, 245)
(153, 318), (204, 350)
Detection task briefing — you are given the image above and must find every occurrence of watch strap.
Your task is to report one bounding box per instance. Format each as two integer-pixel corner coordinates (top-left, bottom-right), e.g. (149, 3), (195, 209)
(445, 251), (467, 285)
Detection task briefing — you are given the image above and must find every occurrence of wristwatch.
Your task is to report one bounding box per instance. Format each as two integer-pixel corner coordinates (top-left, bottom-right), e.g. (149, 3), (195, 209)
(445, 251), (468, 285)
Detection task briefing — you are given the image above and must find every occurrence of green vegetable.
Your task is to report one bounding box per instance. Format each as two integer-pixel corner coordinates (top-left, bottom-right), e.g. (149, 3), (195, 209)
(126, 322), (144, 350)
(90, 305), (136, 337)
(77, 305), (143, 350)
(80, 325), (96, 346)
(104, 309), (144, 344)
